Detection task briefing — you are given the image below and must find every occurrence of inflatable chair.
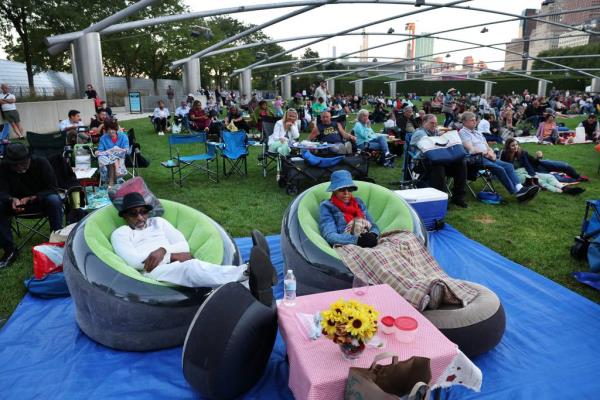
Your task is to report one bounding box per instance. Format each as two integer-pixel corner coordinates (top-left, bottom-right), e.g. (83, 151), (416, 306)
(63, 200), (241, 351)
(281, 182), (505, 358)
(281, 180), (427, 295)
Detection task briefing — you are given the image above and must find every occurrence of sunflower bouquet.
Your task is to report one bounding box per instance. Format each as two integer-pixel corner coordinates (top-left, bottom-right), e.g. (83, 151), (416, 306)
(320, 298), (379, 360)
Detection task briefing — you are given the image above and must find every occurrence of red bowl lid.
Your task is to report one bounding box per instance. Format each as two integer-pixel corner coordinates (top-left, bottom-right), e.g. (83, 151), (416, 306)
(381, 316), (395, 327)
(394, 316), (418, 331)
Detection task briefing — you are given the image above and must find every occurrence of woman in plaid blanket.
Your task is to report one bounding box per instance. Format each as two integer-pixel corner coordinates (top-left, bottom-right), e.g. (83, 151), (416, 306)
(319, 170), (478, 311)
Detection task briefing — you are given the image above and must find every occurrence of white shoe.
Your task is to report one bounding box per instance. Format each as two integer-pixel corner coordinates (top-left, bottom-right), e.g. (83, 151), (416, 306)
(158, 131), (165, 136)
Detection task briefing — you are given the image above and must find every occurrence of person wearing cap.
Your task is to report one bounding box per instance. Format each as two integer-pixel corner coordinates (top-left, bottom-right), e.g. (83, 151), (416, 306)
(459, 111), (540, 202)
(110, 192), (275, 290)
(536, 111), (559, 144)
(0, 143), (63, 268)
(319, 170), (380, 247)
(442, 88), (457, 128)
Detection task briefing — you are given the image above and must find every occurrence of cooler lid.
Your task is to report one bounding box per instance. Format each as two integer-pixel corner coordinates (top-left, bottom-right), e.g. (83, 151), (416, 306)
(394, 188), (449, 202)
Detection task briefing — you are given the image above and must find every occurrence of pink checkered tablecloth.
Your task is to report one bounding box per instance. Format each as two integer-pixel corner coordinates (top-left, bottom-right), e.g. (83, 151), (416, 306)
(277, 284), (476, 400)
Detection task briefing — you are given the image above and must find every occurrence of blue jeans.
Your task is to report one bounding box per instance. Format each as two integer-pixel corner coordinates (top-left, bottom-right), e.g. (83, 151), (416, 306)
(535, 159), (580, 179)
(443, 112), (454, 128)
(482, 157), (521, 194)
(359, 135), (390, 154)
(0, 193), (63, 251)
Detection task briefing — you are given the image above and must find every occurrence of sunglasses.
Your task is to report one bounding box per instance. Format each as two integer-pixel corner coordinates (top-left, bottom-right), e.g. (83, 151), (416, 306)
(125, 208), (150, 218)
(337, 187), (355, 193)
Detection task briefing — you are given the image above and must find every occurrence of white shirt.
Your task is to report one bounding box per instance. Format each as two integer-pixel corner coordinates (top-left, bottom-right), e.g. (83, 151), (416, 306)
(152, 107), (170, 119)
(268, 119), (300, 146)
(59, 118), (83, 131)
(383, 119), (396, 129)
(477, 119), (491, 134)
(175, 105), (190, 117)
(314, 86), (328, 104)
(111, 217), (190, 271)
(1, 93), (17, 112)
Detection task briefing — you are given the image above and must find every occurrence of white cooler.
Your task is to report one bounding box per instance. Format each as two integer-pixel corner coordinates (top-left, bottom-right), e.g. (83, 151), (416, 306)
(394, 188), (448, 231)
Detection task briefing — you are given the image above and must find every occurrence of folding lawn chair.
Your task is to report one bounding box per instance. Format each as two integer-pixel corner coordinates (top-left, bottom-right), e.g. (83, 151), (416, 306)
(221, 131), (249, 178)
(465, 155), (497, 199)
(26, 131), (67, 158)
(125, 128), (149, 177)
(164, 133), (218, 186)
(258, 119), (278, 177)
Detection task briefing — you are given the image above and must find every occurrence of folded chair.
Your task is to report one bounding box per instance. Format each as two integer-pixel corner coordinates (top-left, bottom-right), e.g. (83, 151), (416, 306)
(165, 133), (218, 186)
(221, 131), (249, 178)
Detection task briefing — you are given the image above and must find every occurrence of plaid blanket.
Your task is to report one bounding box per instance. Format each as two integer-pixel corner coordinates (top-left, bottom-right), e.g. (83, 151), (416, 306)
(335, 230), (478, 311)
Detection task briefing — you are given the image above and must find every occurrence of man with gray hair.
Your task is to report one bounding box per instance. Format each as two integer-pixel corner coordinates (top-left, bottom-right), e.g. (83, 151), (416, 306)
(459, 111), (539, 202)
(410, 114), (468, 208)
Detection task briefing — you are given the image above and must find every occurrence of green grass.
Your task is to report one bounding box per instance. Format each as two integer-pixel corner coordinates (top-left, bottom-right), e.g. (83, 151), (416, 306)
(1, 111), (599, 323)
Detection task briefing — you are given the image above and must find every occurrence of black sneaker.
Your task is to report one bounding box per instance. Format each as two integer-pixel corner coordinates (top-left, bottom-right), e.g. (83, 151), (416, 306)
(0, 248), (18, 269)
(516, 185), (540, 203)
(451, 199), (469, 208)
(247, 246), (277, 306)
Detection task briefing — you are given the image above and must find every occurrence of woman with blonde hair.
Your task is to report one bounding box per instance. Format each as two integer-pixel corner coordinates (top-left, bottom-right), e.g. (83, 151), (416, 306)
(268, 108), (300, 156)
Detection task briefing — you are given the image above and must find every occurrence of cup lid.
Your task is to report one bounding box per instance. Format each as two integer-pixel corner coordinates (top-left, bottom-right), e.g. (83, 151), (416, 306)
(394, 316), (418, 331)
(381, 316), (395, 327)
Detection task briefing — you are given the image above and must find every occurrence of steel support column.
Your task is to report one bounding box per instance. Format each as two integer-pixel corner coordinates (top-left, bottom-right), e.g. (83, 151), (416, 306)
(537, 80), (548, 97)
(355, 80), (363, 97)
(326, 78), (335, 97)
(389, 81), (397, 98)
(282, 75), (292, 100)
(183, 58), (201, 96)
(74, 32), (106, 101)
(484, 81), (493, 98)
(591, 78), (600, 94)
(241, 69), (253, 97)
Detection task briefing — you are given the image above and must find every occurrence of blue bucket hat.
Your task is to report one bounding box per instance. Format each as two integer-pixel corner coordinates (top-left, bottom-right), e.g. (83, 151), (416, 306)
(326, 170), (358, 192)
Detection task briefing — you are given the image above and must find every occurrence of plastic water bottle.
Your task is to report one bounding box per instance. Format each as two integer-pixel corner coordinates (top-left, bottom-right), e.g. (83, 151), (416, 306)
(283, 270), (296, 307)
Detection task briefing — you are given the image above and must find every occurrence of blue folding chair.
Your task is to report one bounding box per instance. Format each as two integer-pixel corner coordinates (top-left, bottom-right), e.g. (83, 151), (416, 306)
(0, 122), (10, 157)
(221, 130), (249, 177)
(164, 133), (218, 186)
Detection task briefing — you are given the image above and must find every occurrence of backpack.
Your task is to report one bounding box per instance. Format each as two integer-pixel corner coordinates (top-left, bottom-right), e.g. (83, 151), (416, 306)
(24, 272), (70, 298)
(477, 191), (503, 205)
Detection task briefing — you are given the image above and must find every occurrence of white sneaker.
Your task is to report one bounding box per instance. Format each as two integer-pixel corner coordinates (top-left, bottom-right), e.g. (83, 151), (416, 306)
(158, 131), (165, 136)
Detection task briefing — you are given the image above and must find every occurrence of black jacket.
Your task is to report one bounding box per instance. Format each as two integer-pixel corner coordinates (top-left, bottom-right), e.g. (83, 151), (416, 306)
(0, 156), (58, 200)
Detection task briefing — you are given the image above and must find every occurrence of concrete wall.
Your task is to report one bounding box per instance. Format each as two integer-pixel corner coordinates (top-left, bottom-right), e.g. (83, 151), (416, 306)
(0, 98), (96, 136)
(124, 95), (208, 113)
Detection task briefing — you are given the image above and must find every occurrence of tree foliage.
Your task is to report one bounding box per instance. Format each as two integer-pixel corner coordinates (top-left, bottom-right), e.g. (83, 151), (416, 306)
(532, 42), (600, 71)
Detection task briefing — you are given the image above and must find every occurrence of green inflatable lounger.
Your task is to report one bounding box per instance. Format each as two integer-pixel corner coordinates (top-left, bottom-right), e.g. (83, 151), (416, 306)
(63, 199), (241, 352)
(280, 180), (427, 296)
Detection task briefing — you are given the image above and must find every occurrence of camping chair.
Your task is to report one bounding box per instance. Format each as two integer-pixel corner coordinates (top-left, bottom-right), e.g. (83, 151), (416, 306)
(258, 119), (278, 177)
(11, 154), (86, 252)
(399, 132), (424, 189)
(164, 133), (219, 186)
(0, 122), (10, 157)
(221, 131), (249, 178)
(26, 131), (67, 158)
(465, 155), (497, 199)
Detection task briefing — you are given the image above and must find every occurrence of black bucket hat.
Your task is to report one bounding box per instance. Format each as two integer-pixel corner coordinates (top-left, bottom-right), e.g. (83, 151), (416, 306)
(119, 192), (153, 217)
(3, 143), (30, 164)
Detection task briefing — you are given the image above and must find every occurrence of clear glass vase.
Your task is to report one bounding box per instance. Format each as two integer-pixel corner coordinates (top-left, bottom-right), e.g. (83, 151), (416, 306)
(339, 338), (365, 361)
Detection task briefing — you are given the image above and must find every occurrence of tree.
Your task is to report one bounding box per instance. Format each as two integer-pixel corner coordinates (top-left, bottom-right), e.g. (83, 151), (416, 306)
(299, 48), (321, 69)
(532, 42), (600, 71)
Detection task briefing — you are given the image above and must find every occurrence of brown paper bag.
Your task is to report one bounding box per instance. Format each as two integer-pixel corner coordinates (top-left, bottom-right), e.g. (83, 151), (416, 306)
(344, 352), (431, 400)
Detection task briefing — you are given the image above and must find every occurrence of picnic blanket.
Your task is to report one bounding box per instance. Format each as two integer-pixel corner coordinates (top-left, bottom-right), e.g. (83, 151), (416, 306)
(336, 229), (478, 311)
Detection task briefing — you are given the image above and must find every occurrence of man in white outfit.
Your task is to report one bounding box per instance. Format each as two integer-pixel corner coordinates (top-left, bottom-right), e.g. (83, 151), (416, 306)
(111, 193), (274, 291)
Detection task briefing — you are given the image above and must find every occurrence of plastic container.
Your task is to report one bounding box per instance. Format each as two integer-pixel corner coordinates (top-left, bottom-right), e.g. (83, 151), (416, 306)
(380, 316), (395, 335)
(394, 316), (418, 343)
(395, 188), (448, 231)
(283, 270), (296, 307)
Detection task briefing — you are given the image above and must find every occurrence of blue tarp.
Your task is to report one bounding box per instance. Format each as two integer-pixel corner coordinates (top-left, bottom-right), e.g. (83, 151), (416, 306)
(1, 226), (600, 399)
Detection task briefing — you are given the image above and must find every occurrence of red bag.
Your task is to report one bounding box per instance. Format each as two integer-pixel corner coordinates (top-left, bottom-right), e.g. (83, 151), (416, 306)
(32, 242), (65, 279)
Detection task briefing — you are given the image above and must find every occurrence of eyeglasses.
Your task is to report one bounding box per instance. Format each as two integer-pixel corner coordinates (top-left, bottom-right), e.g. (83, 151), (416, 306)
(125, 208), (150, 218)
(337, 187), (355, 193)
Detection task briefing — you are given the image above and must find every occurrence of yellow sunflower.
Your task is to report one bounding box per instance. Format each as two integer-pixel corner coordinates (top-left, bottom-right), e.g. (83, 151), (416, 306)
(345, 308), (376, 340)
(320, 310), (338, 337)
(329, 299), (349, 323)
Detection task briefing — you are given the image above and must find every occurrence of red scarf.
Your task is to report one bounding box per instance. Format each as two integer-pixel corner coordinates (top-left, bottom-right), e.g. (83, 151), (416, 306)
(330, 194), (364, 223)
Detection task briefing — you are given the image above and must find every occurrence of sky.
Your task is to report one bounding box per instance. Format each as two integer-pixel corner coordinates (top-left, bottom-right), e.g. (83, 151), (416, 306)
(0, 0), (545, 68)
(185, 0), (545, 69)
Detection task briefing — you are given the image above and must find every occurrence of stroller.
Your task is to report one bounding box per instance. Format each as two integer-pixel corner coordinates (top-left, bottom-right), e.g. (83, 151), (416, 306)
(278, 150), (370, 195)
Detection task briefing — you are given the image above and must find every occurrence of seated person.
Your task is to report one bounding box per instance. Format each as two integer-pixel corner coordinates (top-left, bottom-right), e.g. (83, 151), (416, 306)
(500, 138), (584, 195)
(175, 100), (190, 125)
(353, 109), (395, 166)
(225, 105), (250, 132)
(536, 112), (559, 144)
(459, 111), (539, 202)
(89, 109), (109, 141)
(60, 109), (89, 146)
(311, 97), (327, 119)
(395, 106), (420, 141)
(410, 114), (468, 208)
(239, 94), (250, 111)
(152, 100), (170, 135)
(188, 100), (210, 132)
(319, 170), (477, 311)
(309, 111), (354, 155)
(252, 100), (275, 132)
(97, 100), (112, 117)
(578, 114), (600, 142)
(96, 119), (128, 188)
(111, 192), (275, 293)
(383, 111), (399, 136)
(0, 143), (63, 268)
(477, 113), (503, 143)
(268, 108), (300, 157)
(370, 102), (388, 123)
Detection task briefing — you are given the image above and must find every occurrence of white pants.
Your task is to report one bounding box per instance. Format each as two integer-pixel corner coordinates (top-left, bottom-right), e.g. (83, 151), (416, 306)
(145, 260), (247, 288)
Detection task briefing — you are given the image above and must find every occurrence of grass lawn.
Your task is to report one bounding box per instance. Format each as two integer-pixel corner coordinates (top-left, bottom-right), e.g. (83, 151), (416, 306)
(1, 110), (599, 323)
